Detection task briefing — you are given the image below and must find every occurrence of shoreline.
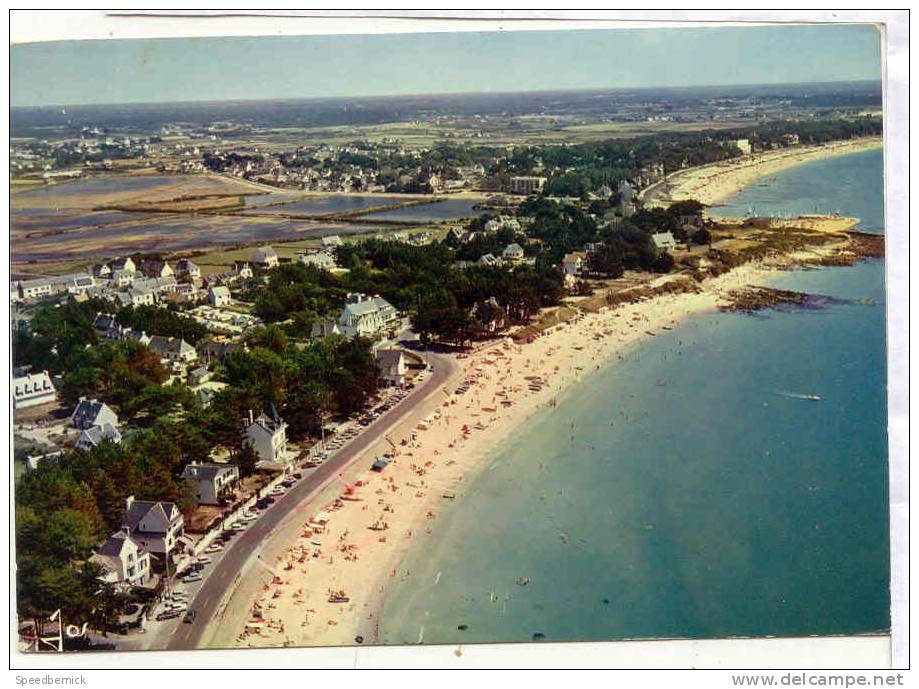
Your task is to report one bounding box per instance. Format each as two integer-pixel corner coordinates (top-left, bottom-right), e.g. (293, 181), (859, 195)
(640, 137), (882, 208)
(207, 238), (857, 651)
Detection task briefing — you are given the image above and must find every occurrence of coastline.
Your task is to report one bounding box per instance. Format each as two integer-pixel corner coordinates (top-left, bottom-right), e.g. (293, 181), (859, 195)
(640, 137), (883, 208)
(206, 237), (856, 650)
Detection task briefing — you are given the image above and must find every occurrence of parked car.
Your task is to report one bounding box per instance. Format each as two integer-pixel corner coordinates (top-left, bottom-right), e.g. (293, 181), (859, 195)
(156, 610), (181, 622)
(204, 544), (223, 554)
(182, 572), (203, 583)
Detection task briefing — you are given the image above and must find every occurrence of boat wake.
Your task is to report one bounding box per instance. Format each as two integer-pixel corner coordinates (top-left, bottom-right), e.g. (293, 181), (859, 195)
(775, 390), (822, 402)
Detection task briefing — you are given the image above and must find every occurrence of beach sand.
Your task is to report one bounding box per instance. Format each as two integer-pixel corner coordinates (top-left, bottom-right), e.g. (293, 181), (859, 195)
(204, 238), (852, 651)
(641, 137), (883, 208)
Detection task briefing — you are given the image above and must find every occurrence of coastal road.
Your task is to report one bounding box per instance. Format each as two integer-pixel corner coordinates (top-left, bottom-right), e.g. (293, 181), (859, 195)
(164, 348), (457, 651)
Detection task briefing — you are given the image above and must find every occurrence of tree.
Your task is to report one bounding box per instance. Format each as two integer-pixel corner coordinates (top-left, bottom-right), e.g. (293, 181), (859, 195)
(692, 227), (712, 247)
(652, 251), (675, 274)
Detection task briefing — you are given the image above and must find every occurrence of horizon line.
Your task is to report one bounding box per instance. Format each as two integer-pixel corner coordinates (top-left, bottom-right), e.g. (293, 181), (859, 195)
(10, 78), (882, 112)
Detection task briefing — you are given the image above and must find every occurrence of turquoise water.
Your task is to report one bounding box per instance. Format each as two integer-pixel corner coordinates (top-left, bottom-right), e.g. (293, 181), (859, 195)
(716, 147), (885, 233)
(379, 149), (889, 645)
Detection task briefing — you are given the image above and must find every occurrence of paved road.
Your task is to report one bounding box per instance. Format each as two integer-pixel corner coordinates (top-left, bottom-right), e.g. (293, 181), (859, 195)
(164, 349), (456, 650)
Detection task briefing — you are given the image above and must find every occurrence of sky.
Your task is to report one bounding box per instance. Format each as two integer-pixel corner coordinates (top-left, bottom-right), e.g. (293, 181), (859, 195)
(10, 24), (883, 107)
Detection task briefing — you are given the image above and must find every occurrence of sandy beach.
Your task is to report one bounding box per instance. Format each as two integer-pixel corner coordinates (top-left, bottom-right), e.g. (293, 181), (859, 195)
(204, 236), (853, 651)
(641, 137), (883, 208)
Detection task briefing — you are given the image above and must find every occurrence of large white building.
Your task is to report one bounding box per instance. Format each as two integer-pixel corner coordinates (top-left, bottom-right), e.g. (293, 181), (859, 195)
(90, 530), (152, 589)
(11, 370), (56, 409)
(244, 410), (289, 463)
(337, 293), (399, 339)
(120, 496), (185, 566)
(181, 462), (240, 505)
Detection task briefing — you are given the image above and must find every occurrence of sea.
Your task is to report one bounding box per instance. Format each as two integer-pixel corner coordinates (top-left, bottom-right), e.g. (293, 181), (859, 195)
(379, 147), (889, 645)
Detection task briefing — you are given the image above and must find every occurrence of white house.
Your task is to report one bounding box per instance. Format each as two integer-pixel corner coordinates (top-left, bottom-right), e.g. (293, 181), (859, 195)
(175, 259), (201, 281)
(11, 370), (56, 409)
(181, 462), (240, 506)
(478, 253), (502, 267)
(233, 262), (254, 279)
(337, 293), (399, 339)
(375, 349), (407, 386)
(310, 318), (342, 341)
(111, 257), (137, 274)
(252, 246), (279, 269)
(651, 231), (677, 252)
(75, 422), (122, 451)
(502, 243), (525, 261)
(484, 215), (521, 233)
(208, 286), (231, 307)
(321, 235), (343, 249)
(90, 530), (152, 589)
(139, 259), (174, 279)
(71, 398), (119, 430)
(562, 251), (587, 276)
(16, 278), (55, 302)
(299, 252), (337, 270)
(147, 335), (198, 364)
(244, 410), (289, 463)
(120, 496), (185, 566)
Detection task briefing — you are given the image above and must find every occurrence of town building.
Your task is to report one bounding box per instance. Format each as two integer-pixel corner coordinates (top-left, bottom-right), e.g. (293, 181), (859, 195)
(651, 231), (678, 252)
(174, 259), (201, 281)
(147, 335), (198, 364)
(375, 349), (407, 386)
(735, 138), (753, 155)
(337, 293), (399, 339)
(75, 422), (122, 451)
(111, 257), (137, 274)
(197, 338), (244, 365)
(90, 530), (152, 589)
(502, 243), (525, 261)
(139, 259), (174, 279)
(244, 409), (289, 463)
(71, 397), (119, 430)
(252, 246), (279, 269)
(509, 176), (547, 195)
(298, 251), (337, 270)
(120, 496), (185, 567)
(208, 286), (231, 307)
(562, 251), (587, 276)
(181, 462), (240, 506)
(321, 235), (343, 249)
(11, 370), (56, 409)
